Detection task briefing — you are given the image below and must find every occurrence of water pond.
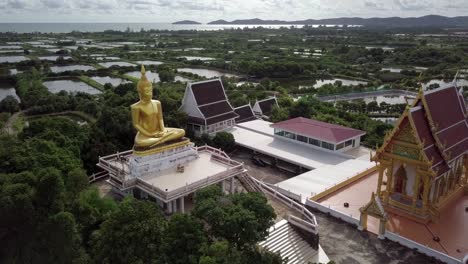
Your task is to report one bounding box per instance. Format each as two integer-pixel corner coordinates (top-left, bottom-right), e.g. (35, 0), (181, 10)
(0, 87), (21, 102)
(300, 78), (368, 89)
(126, 70), (160, 82)
(177, 67), (238, 78)
(43, 80), (101, 95)
(91, 76), (130, 86)
(99, 61), (136, 68)
(0, 56), (29, 63)
(50, 65), (95, 73)
(177, 56), (215, 61)
(39, 56), (72, 61)
(136, 60), (163, 66)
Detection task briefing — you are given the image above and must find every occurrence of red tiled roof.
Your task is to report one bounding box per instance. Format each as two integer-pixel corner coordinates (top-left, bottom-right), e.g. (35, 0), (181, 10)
(410, 108), (435, 147)
(191, 80), (226, 106)
(424, 86), (465, 131)
(270, 117), (366, 143)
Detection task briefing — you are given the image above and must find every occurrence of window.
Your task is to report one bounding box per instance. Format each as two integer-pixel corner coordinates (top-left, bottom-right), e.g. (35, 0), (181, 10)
(321, 141), (334, 151)
(296, 135), (308, 143)
(274, 128), (285, 136)
(345, 139), (353, 147)
(308, 138), (320, 146)
(336, 143), (344, 150)
(284, 131), (296, 140)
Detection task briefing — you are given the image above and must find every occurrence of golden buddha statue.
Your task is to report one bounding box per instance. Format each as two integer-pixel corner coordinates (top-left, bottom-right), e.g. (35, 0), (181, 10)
(131, 65), (185, 153)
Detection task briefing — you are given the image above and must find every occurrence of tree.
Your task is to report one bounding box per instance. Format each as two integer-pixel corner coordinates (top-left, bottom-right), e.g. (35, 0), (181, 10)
(90, 198), (165, 264)
(159, 70), (176, 82)
(0, 95), (20, 113)
(161, 214), (207, 264)
(212, 132), (235, 152)
(193, 186), (276, 250)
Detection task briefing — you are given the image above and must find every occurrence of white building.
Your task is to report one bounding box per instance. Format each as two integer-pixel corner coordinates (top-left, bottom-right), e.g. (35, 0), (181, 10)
(180, 79), (238, 136)
(271, 117), (366, 153)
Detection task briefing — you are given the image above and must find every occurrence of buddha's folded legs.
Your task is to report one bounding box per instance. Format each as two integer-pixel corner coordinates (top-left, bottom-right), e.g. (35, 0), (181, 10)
(134, 128), (185, 148)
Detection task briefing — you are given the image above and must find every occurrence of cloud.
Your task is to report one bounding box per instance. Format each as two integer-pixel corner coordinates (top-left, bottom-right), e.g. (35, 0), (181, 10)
(0, 0), (466, 22)
(393, 0), (431, 11)
(364, 0), (387, 10)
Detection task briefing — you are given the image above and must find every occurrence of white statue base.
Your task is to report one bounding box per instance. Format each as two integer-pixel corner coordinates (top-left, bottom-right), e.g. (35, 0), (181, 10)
(128, 143), (199, 179)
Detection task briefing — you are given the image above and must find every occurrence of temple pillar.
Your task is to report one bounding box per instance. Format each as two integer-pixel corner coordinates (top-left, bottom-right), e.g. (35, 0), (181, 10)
(220, 180), (226, 194)
(179, 197), (185, 214)
(376, 165), (384, 196)
(172, 200), (177, 213)
(422, 177), (430, 211)
(167, 201), (173, 214)
(412, 172), (421, 210)
(230, 177), (235, 194)
(358, 213), (368, 231)
(378, 219), (387, 239)
(384, 164), (394, 204)
(464, 155), (468, 185)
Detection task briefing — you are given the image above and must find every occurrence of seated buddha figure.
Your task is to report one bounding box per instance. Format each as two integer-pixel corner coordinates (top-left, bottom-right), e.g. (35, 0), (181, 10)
(131, 66), (185, 149)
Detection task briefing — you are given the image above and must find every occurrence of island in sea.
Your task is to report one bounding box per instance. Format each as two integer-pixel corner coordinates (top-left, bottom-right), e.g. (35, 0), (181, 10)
(172, 20), (202, 25)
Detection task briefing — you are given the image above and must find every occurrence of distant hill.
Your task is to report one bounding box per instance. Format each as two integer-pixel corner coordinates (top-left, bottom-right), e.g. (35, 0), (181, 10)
(207, 15), (468, 28)
(172, 20), (201, 25)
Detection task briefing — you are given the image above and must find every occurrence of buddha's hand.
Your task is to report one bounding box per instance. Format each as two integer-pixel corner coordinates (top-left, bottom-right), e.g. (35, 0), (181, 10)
(151, 131), (164, 138)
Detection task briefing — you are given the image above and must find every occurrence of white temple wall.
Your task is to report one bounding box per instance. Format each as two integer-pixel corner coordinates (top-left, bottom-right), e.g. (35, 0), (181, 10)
(180, 87), (204, 119)
(392, 161), (417, 197)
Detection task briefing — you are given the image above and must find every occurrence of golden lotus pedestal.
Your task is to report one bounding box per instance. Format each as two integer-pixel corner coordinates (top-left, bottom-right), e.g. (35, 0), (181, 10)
(129, 138), (199, 178)
(133, 137), (191, 156)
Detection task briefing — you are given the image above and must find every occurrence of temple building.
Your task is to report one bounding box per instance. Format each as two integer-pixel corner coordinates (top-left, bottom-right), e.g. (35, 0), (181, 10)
(253, 97), (278, 118)
(180, 79), (238, 136)
(234, 104), (257, 123)
(362, 85), (468, 227)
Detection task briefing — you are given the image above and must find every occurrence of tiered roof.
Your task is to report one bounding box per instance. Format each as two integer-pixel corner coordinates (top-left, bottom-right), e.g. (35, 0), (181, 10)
(271, 117), (366, 144)
(376, 85), (467, 176)
(253, 97), (278, 116)
(183, 79), (238, 126)
(234, 104), (256, 123)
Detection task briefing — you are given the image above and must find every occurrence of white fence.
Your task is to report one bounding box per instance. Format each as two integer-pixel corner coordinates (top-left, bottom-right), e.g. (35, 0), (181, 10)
(305, 199), (360, 227)
(384, 231), (462, 264)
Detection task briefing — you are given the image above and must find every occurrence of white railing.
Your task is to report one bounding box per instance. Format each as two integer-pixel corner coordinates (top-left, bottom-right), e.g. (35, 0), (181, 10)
(287, 215), (317, 235)
(248, 175), (318, 231)
(88, 171), (109, 183)
(385, 231), (462, 264)
(135, 165), (245, 201)
(305, 199), (360, 227)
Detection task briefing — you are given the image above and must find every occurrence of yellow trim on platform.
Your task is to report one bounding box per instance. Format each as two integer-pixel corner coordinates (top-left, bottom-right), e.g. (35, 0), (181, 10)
(310, 166), (378, 201)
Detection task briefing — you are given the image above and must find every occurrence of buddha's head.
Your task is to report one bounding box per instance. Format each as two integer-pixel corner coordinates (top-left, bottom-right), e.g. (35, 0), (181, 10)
(137, 65), (153, 102)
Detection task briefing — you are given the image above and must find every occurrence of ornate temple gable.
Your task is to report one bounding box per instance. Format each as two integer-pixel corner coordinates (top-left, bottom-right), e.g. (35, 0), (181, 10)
(360, 192), (387, 220)
(421, 86), (468, 166)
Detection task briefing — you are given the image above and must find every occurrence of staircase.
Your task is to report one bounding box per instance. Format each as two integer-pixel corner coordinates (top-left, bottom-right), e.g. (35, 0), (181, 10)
(259, 219), (318, 264)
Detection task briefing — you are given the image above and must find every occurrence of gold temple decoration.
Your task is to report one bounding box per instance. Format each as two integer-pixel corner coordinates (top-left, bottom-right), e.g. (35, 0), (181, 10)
(131, 65), (186, 156)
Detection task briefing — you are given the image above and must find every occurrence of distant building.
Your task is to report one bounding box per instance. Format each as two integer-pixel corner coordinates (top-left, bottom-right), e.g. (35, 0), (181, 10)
(271, 117), (366, 153)
(253, 97), (278, 118)
(234, 104), (257, 123)
(180, 79), (238, 136)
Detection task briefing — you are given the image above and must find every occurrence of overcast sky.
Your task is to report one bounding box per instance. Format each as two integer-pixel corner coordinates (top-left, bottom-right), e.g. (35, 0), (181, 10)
(0, 0), (467, 23)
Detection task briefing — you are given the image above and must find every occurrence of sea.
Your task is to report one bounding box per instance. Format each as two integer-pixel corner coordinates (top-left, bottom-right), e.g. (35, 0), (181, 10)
(0, 23), (360, 33)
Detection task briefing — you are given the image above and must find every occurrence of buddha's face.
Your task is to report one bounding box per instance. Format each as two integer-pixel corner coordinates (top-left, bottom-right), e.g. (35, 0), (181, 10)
(139, 84), (152, 102)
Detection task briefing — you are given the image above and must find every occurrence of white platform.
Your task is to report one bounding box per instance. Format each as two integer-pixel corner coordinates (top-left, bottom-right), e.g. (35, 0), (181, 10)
(275, 159), (375, 203)
(228, 124), (347, 169)
(129, 143), (198, 178)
